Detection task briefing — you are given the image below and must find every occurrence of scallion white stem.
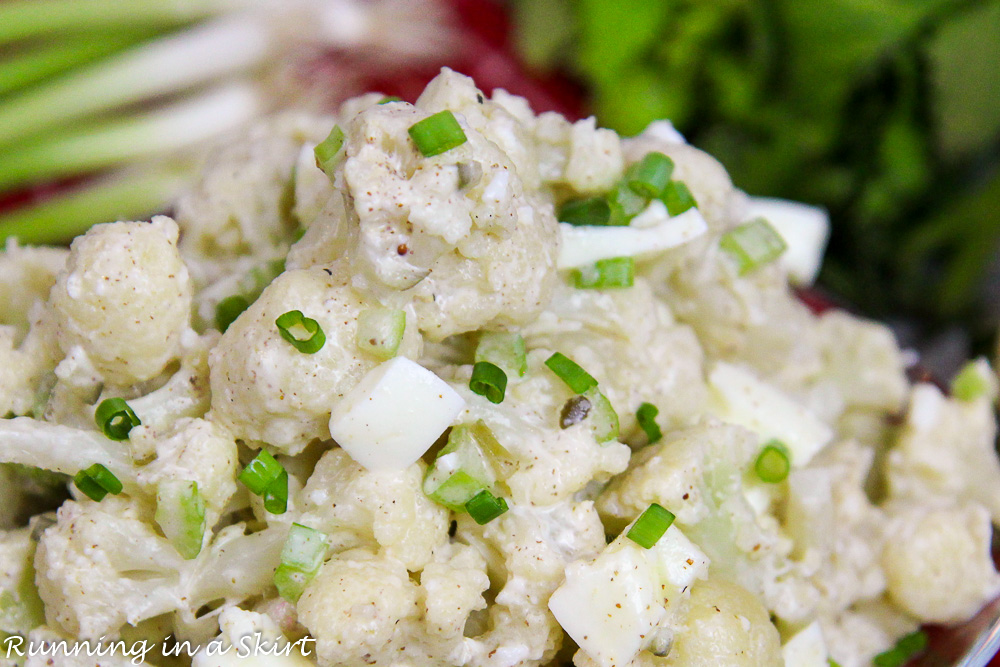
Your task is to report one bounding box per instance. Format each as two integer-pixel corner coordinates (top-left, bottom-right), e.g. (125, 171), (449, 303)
(0, 15), (273, 148)
(0, 82), (261, 193)
(0, 33), (152, 97)
(0, 164), (190, 245)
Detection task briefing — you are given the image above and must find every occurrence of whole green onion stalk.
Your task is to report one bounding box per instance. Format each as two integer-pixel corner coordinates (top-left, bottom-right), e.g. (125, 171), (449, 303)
(0, 0), (456, 245)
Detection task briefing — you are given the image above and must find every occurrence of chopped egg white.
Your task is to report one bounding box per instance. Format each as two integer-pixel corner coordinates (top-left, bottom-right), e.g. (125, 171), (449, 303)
(556, 207), (708, 269)
(709, 362), (833, 467)
(328, 357), (465, 471)
(781, 621), (830, 667)
(745, 197), (829, 286)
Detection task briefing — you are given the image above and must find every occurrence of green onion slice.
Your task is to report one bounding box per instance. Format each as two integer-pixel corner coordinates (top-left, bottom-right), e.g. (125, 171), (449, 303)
(951, 360), (993, 402)
(356, 307), (405, 360)
(275, 310), (326, 354)
(263, 469), (289, 515)
(423, 421), (515, 511)
(314, 124), (345, 177)
(720, 217), (787, 276)
(94, 397), (140, 440)
(238, 450), (284, 496)
(470, 361), (507, 404)
(626, 503), (675, 549)
(73, 463), (123, 502)
(636, 402), (662, 444)
(573, 256), (635, 289)
(155, 480), (206, 560)
(378, 96), (402, 104)
(408, 110), (467, 157)
(465, 489), (509, 525)
(873, 631), (927, 667)
(475, 331), (527, 378)
(545, 352), (598, 394)
(661, 181), (698, 217)
(627, 152), (674, 199)
(558, 197), (611, 226)
(215, 294), (249, 333)
(607, 182), (647, 226)
(274, 523), (328, 602)
(754, 440), (791, 483)
(583, 388), (619, 443)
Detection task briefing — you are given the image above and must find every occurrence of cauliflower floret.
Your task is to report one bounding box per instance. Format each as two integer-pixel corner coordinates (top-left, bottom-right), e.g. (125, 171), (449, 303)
(814, 311), (908, 413)
(298, 449), (449, 570)
(209, 268), (419, 453)
(596, 420), (809, 621)
(133, 417), (238, 525)
(175, 114), (335, 274)
(881, 501), (1000, 624)
(661, 577), (782, 667)
(887, 383), (1000, 522)
(820, 598), (920, 667)
(49, 216), (192, 385)
(0, 239), (67, 336)
(292, 70), (560, 340)
(34, 497), (186, 639)
(420, 543), (490, 638)
(792, 440), (887, 615)
(297, 549), (420, 666)
(520, 279), (707, 437)
(458, 501), (607, 667)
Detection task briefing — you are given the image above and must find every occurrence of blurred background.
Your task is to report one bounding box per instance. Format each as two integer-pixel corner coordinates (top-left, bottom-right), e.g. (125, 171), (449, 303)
(0, 0), (998, 377)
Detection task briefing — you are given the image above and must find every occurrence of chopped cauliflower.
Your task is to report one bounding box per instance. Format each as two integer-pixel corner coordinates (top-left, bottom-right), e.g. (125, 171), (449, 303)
(881, 501), (1000, 623)
(3, 67), (999, 667)
(49, 216), (192, 385)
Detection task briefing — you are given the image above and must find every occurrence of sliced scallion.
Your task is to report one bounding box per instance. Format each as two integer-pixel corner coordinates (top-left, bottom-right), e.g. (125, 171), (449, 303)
(423, 421), (514, 511)
(470, 361), (507, 404)
(356, 307), (405, 360)
(583, 388), (619, 443)
(626, 152), (674, 199)
(636, 402), (662, 444)
(475, 331), (527, 378)
(275, 310), (325, 354)
(73, 463), (123, 502)
(754, 440), (791, 483)
(94, 397), (140, 440)
(872, 631), (927, 667)
(215, 295), (249, 333)
(661, 180), (697, 217)
(465, 489), (509, 525)
(558, 197), (611, 227)
(263, 469), (289, 515)
(237, 450), (283, 495)
(545, 352), (598, 394)
(951, 359), (993, 402)
(378, 96), (402, 104)
(313, 124), (345, 177)
(573, 256), (635, 289)
(155, 480), (206, 560)
(626, 503), (675, 549)
(408, 110), (467, 157)
(720, 218), (787, 276)
(274, 523), (327, 602)
(606, 182), (647, 226)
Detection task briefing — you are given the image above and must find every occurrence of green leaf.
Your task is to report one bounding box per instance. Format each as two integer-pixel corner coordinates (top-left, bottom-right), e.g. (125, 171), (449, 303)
(927, 0), (1000, 158)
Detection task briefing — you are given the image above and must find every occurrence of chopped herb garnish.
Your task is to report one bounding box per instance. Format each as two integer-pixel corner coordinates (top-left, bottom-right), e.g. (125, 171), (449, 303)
(470, 361), (507, 404)
(73, 463), (122, 502)
(94, 397), (140, 440)
(545, 352), (598, 394)
(626, 503), (675, 549)
(636, 402), (662, 444)
(408, 110), (467, 157)
(275, 310), (326, 354)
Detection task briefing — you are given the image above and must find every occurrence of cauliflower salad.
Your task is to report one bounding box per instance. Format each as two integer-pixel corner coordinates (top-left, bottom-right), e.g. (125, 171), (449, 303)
(2, 68), (1000, 667)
